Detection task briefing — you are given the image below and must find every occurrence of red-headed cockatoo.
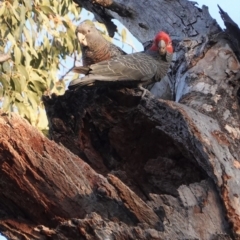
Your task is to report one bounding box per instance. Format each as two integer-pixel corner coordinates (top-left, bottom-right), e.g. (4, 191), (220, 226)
(69, 31), (173, 95)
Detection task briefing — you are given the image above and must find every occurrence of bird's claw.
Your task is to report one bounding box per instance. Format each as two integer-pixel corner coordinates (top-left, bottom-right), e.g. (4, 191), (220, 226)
(139, 85), (152, 98)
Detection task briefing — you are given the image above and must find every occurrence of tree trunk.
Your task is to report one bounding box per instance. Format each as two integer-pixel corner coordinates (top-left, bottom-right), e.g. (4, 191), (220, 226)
(1, 0), (240, 239)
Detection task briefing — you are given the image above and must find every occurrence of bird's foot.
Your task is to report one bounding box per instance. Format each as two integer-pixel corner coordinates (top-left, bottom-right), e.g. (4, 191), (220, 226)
(139, 85), (152, 98)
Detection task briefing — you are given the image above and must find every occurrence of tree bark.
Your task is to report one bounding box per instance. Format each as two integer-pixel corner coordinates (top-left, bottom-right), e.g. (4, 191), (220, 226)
(1, 0), (240, 239)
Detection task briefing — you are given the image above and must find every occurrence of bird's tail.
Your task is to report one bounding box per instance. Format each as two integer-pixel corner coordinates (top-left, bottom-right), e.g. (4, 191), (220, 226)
(68, 74), (122, 89)
(72, 66), (90, 75)
(68, 77), (94, 89)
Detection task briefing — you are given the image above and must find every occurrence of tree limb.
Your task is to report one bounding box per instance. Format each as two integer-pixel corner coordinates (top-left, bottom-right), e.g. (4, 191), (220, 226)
(218, 5), (240, 62)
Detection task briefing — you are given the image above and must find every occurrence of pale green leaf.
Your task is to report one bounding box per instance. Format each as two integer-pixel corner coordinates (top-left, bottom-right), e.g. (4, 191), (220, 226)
(2, 62), (11, 73)
(36, 105), (49, 130)
(2, 94), (10, 112)
(65, 35), (74, 52)
(22, 49), (32, 67)
(15, 101), (30, 119)
(0, 75), (10, 89)
(0, 4), (6, 16)
(14, 92), (24, 102)
(43, 35), (51, 52)
(7, 33), (16, 45)
(23, 1), (32, 11)
(23, 27), (33, 48)
(14, 46), (22, 65)
(121, 28), (127, 44)
(20, 5), (26, 21)
(9, 4), (20, 21)
(12, 0), (19, 9)
(11, 76), (22, 92)
(29, 71), (45, 83)
(27, 90), (39, 110)
(39, 5), (54, 15)
(28, 45), (39, 58)
(0, 0), (85, 129)
(29, 80), (47, 94)
(18, 65), (29, 80)
(38, 11), (50, 23)
(41, 0), (50, 6)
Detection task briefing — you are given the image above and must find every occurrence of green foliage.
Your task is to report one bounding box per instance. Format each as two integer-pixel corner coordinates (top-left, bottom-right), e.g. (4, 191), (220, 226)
(0, 0), (81, 131)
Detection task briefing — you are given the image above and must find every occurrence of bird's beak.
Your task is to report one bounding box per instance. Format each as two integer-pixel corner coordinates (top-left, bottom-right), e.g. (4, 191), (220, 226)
(77, 32), (87, 46)
(158, 39), (166, 55)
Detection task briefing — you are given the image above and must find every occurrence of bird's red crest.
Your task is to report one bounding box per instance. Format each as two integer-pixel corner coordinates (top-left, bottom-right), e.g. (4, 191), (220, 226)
(150, 31), (173, 53)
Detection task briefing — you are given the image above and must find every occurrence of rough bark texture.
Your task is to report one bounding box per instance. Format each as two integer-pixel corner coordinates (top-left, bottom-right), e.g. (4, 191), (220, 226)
(218, 5), (240, 62)
(1, 0), (240, 239)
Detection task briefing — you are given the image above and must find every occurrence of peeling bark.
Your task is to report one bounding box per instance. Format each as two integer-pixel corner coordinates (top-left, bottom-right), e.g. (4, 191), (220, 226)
(42, 87), (234, 239)
(1, 0), (240, 239)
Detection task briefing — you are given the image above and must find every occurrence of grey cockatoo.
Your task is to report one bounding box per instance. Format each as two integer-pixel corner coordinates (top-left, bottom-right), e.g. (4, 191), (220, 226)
(74, 20), (126, 69)
(69, 31), (173, 96)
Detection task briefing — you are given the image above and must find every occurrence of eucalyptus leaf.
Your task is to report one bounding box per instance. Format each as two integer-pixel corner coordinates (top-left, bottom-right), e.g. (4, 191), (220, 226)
(29, 80), (47, 94)
(7, 33), (16, 45)
(9, 4), (20, 21)
(40, 5), (54, 15)
(0, 0), (81, 130)
(121, 28), (127, 44)
(27, 90), (39, 110)
(11, 76), (22, 92)
(0, 4), (6, 16)
(14, 46), (22, 65)
(15, 101), (30, 119)
(14, 92), (24, 102)
(0, 75), (10, 89)
(23, 27), (33, 48)
(36, 105), (49, 131)
(18, 65), (29, 80)
(2, 94), (10, 112)
(2, 62), (11, 73)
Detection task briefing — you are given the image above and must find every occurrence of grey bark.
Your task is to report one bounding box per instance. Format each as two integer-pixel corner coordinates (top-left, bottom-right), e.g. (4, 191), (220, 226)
(70, 0), (240, 237)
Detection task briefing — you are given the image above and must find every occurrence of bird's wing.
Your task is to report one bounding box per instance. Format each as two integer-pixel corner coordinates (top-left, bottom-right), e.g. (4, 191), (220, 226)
(88, 52), (159, 81)
(68, 53), (158, 88)
(109, 44), (127, 57)
(68, 52), (172, 88)
(155, 52), (173, 80)
(72, 66), (90, 74)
